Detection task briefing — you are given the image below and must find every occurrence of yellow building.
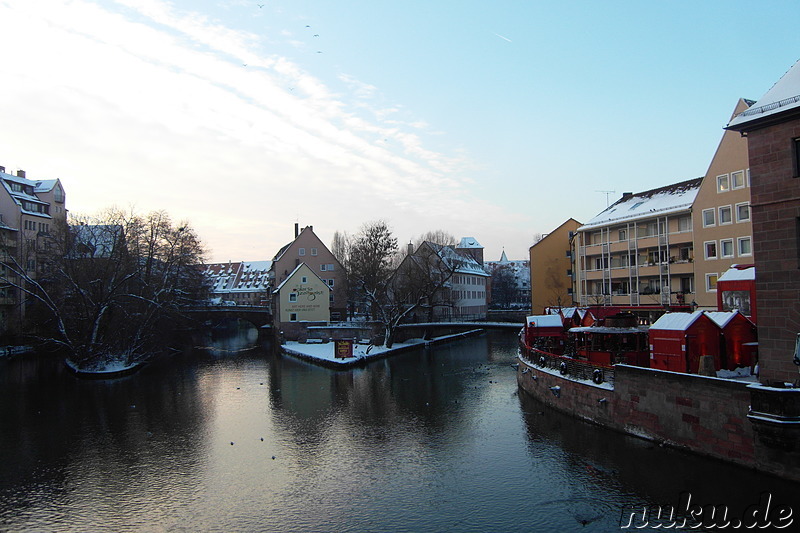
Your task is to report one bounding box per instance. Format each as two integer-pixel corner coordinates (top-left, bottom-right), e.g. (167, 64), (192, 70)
(529, 218), (581, 314)
(274, 262), (331, 340)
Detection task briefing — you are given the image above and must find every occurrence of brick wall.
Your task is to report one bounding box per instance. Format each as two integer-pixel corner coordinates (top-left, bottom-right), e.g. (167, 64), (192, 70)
(747, 121), (800, 385)
(613, 365), (755, 466)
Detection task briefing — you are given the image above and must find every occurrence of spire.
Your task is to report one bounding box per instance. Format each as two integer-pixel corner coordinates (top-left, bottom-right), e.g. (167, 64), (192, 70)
(500, 249), (509, 263)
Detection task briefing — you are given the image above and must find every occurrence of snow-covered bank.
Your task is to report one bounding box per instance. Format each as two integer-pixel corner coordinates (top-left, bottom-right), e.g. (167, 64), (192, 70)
(64, 357), (146, 379)
(281, 329), (485, 369)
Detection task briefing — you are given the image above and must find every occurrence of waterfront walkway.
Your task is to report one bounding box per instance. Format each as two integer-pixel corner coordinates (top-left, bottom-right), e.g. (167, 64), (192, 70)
(281, 329), (485, 369)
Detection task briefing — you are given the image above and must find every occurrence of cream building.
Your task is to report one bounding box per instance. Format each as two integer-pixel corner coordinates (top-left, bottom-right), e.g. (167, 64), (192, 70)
(274, 263), (330, 340)
(574, 179), (701, 315)
(691, 98), (754, 309)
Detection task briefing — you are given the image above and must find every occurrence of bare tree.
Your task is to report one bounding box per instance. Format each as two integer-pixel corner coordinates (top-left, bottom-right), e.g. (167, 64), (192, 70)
(1, 207), (208, 370)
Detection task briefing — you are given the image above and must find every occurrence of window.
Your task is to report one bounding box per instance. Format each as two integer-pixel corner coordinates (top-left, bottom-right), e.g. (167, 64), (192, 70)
(681, 276), (694, 293)
(301, 276), (308, 283)
(738, 237), (752, 256)
(290, 313), (297, 321)
(678, 216), (692, 232)
(326, 264), (334, 271)
(731, 170), (746, 189)
(327, 279), (334, 287)
(706, 273), (718, 292)
(298, 248), (306, 256)
(289, 293), (297, 302)
(736, 203), (750, 222)
(717, 174), (730, 192)
(311, 248), (318, 256)
(795, 138), (800, 177)
(618, 229), (627, 241)
(719, 206), (732, 225)
(720, 239), (734, 258)
(704, 241), (717, 260)
(320, 264), (327, 271)
(702, 209), (715, 227)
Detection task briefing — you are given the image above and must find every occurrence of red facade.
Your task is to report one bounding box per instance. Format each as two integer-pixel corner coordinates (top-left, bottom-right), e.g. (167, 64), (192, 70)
(649, 312), (721, 373)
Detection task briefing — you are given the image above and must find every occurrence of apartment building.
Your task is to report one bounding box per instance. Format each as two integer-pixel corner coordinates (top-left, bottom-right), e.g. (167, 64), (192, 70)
(574, 179), (701, 314)
(0, 166), (67, 337)
(692, 98), (754, 309)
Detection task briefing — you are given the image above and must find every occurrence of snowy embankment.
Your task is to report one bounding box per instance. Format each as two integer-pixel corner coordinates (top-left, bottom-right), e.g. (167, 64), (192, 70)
(64, 357), (145, 378)
(281, 329), (485, 369)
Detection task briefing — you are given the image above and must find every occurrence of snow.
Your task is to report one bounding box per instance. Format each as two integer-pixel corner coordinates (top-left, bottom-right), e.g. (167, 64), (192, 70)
(64, 357), (140, 374)
(458, 237), (482, 249)
(718, 266), (755, 282)
(728, 59), (800, 128)
(526, 314), (564, 328)
(705, 311), (739, 328)
(282, 339), (425, 365)
(716, 366), (754, 380)
(649, 310), (705, 331)
(579, 178), (702, 229)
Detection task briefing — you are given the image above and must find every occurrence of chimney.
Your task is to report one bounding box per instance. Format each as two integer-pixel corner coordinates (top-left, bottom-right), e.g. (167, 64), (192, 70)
(408, 242), (414, 256)
(17, 169), (25, 178)
(622, 192), (633, 199)
(294, 223), (299, 238)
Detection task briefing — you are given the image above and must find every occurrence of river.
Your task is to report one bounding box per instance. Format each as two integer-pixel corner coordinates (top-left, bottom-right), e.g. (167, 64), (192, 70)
(1, 327), (797, 532)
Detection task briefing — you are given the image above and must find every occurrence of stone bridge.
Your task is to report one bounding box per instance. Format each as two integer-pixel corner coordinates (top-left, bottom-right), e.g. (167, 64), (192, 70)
(182, 306), (272, 329)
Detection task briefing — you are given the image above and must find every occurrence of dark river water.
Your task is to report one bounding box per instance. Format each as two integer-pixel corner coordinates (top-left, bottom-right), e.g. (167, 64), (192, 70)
(1, 328), (797, 532)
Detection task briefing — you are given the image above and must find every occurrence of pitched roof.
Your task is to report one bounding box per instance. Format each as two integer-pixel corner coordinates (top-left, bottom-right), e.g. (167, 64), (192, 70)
(426, 241), (489, 277)
(728, 59), (800, 130)
(579, 178), (702, 230)
(650, 310), (707, 331)
(458, 237), (482, 249)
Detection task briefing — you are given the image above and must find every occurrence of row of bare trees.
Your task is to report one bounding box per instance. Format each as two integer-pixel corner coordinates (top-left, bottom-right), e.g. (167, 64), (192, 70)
(332, 222), (459, 347)
(1, 208), (208, 370)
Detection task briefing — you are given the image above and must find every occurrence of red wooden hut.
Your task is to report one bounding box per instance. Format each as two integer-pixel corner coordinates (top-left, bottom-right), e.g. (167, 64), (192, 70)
(716, 265), (756, 324)
(706, 311), (758, 371)
(523, 314), (566, 355)
(649, 311), (721, 373)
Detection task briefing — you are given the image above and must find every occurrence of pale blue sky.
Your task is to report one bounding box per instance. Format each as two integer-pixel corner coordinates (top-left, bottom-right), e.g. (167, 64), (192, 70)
(0, 0), (797, 262)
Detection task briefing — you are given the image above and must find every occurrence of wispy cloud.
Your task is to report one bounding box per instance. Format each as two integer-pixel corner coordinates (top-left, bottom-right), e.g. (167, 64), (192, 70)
(0, 0), (516, 260)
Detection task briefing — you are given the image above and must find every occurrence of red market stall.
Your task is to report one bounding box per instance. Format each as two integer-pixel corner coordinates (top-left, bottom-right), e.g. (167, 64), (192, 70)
(523, 314), (566, 355)
(706, 311), (758, 370)
(716, 265), (756, 323)
(649, 311), (721, 373)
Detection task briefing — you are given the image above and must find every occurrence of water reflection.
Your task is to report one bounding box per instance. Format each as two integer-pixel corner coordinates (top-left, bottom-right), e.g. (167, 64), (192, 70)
(1, 328), (797, 532)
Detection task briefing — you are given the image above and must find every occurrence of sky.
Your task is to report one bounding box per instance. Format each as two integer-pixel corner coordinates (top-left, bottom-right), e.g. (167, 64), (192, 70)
(0, 0), (798, 263)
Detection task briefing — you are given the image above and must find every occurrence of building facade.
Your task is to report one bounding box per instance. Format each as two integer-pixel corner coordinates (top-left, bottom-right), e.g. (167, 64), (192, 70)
(0, 166), (67, 338)
(270, 224), (348, 322)
(529, 218), (581, 314)
(203, 260), (272, 306)
(573, 180), (702, 322)
(273, 263), (331, 340)
(692, 98), (754, 309)
(485, 251), (530, 308)
(726, 59), (800, 385)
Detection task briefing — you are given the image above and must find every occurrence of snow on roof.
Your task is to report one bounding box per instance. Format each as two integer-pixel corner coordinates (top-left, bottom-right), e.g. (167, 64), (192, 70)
(705, 311), (740, 328)
(728, 59), (800, 129)
(427, 242), (489, 276)
(458, 237), (482, 249)
(718, 265), (755, 282)
(650, 310), (706, 331)
(526, 314), (564, 328)
(579, 178), (702, 230)
(205, 260), (272, 294)
(34, 179), (58, 193)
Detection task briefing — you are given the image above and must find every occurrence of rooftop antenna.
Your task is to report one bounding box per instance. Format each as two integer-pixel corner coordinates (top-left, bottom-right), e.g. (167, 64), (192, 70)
(595, 190), (616, 207)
